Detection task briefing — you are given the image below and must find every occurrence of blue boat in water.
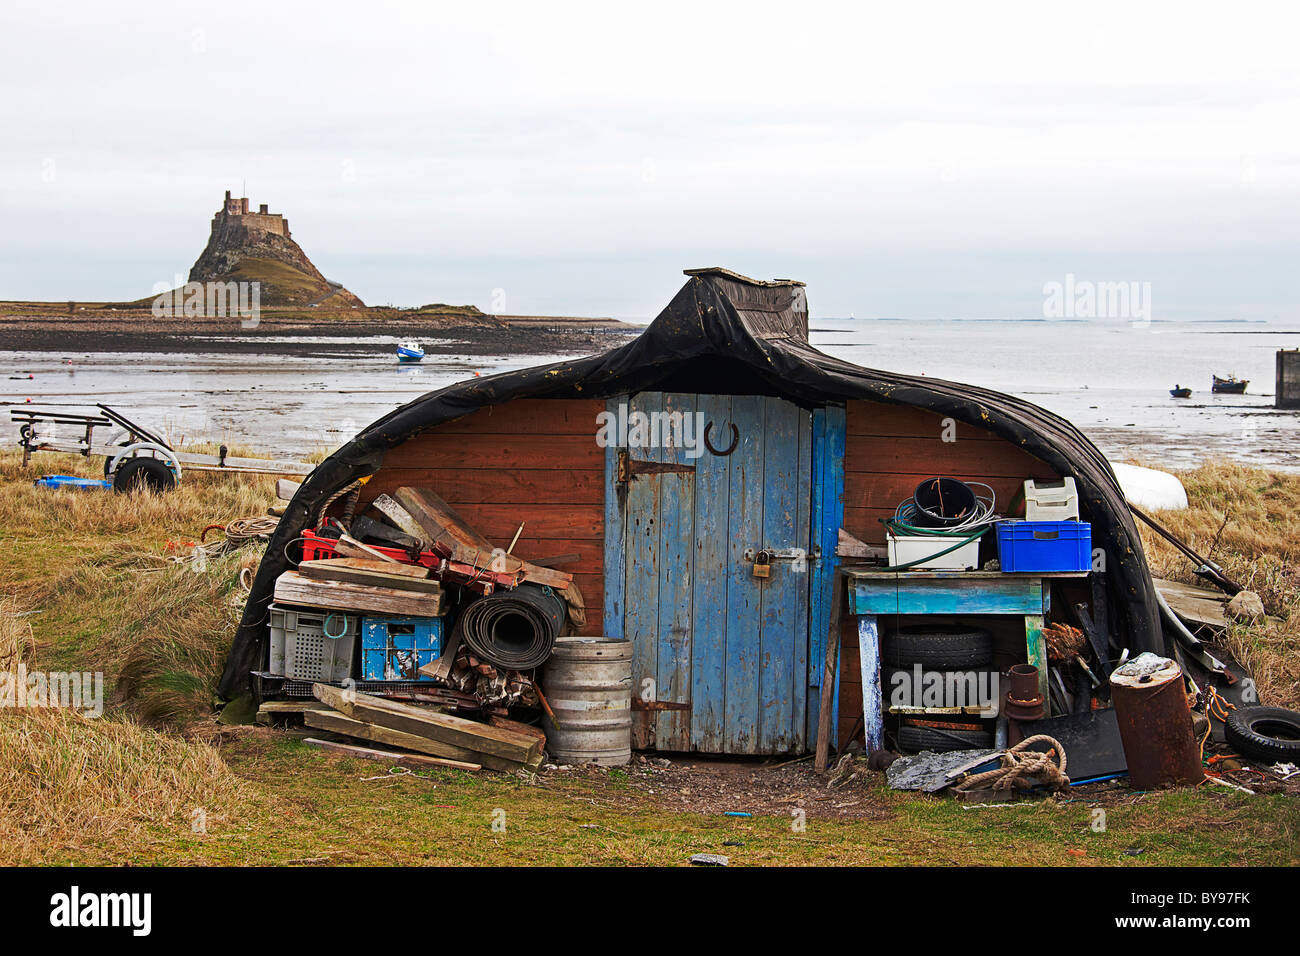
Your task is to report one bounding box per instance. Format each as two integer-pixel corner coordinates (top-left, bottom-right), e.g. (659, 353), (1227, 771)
(396, 341), (425, 363)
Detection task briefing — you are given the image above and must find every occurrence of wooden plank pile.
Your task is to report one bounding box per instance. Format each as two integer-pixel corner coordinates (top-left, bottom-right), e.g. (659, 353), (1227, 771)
(391, 486), (575, 594)
(258, 484), (586, 773)
(302, 683), (544, 774)
(275, 563), (444, 616)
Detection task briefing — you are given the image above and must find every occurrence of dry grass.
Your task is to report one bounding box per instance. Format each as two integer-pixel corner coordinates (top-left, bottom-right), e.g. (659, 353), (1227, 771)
(0, 449), (1296, 866)
(0, 708), (244, 864)
(1134, 460), (1300, 709)
(0, 598), (32, 673)
(0, 449), (276, 721)
(0, 446), (275, 547)
(0, 450), (261, 864)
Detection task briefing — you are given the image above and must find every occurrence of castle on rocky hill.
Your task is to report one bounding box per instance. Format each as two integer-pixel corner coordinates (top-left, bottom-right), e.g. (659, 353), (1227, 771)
(187, 190), (363, 307)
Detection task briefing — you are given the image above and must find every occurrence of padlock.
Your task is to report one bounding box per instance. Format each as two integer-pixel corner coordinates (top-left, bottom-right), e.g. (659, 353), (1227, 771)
(752, 549), (773, 579)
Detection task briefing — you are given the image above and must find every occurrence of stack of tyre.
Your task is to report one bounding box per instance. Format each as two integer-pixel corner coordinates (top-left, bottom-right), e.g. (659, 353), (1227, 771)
(883, 623), (997, 753)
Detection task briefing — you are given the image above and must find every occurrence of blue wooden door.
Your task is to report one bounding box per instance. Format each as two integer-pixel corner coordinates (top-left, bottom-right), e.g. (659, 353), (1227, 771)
(604, 392), (834, 755)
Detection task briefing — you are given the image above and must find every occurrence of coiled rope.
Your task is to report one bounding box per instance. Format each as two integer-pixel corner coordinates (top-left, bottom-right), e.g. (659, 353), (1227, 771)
(955, 734), (1070, 793)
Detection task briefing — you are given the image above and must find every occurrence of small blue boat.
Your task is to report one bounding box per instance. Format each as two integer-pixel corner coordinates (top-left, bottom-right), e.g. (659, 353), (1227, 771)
(396, 341), (425, 363)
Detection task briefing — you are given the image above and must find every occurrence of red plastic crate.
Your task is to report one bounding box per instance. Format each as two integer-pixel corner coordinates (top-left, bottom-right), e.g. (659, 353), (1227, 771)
(297, 530), (516, 595)
(299, 529), (443, 569)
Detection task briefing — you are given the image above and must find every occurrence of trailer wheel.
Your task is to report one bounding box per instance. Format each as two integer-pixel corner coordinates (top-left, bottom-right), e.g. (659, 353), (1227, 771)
(1224, 705), (1300, 763)
(113, 456), (177, 494)
(101, 430), (130, 477)
(883, 625), (994, 669)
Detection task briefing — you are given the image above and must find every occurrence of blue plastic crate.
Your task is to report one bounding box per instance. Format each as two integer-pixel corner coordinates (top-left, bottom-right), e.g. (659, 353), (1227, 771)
(995, 520), (1092, 572)
(360, 615), (444, 681)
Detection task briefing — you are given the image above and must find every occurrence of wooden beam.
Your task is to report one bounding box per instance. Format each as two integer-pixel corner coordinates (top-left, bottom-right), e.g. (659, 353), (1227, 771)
(256, 699), (330, 725)
(304, 709), (512, 768)
(302, 735), (480, 771)
(1154, 576), (1229, 629)
(815, 569), (844, 774)
(257, 699), (332, 714)
(333, 534), (402, 564)
(312, 683), (540, 767)
(368, 494), (433, 549)
(274, 570), (443, 616)
(298, 558), (441, 593)
(276, 479), (303, 501)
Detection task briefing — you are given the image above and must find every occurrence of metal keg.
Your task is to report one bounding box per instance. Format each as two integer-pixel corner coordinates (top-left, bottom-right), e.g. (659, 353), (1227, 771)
(542, 637), (633, 766)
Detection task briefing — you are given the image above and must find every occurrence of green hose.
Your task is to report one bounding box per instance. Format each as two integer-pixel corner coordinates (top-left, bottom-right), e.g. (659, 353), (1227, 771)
(880, 519), (989, 572)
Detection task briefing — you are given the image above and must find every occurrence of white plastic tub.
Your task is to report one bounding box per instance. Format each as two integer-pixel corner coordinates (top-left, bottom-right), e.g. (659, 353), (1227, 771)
(886, 532), (981, 571)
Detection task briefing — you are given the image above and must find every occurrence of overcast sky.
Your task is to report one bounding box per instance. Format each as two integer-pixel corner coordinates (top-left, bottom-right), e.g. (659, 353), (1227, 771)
(1, 1), (1297, 320)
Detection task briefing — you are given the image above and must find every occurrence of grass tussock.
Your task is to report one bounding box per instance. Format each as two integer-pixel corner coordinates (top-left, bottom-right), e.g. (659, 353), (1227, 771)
(0, 708), (243, 864)
(1, 598), (32, 672)
(1134, 460), (1300, 709)
(0, 449), (277, 722)
(0, 448), (277, 549)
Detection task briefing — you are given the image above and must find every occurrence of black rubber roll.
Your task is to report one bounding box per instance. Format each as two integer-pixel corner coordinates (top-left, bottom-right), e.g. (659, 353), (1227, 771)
(456, 584), (567, 670)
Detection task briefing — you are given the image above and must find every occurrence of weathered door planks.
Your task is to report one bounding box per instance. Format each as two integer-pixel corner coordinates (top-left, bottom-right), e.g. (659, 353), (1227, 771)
(607, 391), (826, 755)
(690, 393), (732, 751)
(623, 391), (663, 750)
(655, 392), (695, 751)
(723, 395), (767, 753)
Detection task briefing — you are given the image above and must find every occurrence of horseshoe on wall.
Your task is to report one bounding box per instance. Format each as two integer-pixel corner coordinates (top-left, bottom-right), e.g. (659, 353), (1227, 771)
(703, 421), (740, 456)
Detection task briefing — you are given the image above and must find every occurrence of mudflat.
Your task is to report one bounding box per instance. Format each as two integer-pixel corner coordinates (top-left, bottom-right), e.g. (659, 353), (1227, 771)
(0, 303), (638, 357)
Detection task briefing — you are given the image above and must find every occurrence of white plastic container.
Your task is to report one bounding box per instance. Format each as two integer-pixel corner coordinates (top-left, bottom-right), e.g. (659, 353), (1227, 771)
(268, 603), (357, 682)
(886, 532), (981, 570)
(1024, 477), (1080, 522)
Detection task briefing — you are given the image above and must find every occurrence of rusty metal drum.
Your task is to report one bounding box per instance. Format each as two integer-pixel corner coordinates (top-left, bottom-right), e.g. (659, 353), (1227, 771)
(542, 637), (633, 766)
(1109, 652), (1204, 789)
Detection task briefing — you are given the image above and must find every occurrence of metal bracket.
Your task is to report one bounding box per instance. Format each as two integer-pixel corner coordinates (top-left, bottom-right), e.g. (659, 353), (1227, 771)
(631, 699), (691, 712)
(743, 547), (816, 562)
(616, 449), (697, 484)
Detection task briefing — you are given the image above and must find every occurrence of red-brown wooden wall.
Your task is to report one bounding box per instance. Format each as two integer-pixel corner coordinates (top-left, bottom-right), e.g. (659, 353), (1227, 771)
(356, 398), (607, 636)
(834, 400), (1060, 744)
(351, 394), (1060, 746)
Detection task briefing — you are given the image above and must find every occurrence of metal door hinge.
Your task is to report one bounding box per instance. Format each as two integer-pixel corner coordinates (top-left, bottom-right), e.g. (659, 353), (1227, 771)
(617, 449), (697, 484)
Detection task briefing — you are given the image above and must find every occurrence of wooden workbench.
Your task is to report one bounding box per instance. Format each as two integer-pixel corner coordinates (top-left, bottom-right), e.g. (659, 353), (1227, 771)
(843, 569), (1090, 752)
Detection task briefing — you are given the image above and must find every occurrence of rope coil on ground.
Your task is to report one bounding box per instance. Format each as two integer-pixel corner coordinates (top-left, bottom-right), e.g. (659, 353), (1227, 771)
(955, 734), (1071, 793)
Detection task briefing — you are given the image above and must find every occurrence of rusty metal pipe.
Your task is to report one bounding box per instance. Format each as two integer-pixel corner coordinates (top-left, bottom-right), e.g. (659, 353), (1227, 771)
(1007, 664), (1042, 704)
(1110, 654), (1204, 790)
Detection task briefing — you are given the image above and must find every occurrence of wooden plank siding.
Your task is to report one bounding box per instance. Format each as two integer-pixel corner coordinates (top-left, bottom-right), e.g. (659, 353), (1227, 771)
(835, 400), (1060, 743)
(349, 393), (1059, 751)
(356, 398), (607, 636)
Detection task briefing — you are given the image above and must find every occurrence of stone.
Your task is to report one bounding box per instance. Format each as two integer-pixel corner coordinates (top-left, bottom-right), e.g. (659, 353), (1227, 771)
(1226, 590), (1265, 622)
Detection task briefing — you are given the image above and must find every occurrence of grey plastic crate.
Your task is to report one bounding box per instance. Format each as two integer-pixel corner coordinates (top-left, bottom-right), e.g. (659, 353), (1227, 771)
(267, 603), (357, 682)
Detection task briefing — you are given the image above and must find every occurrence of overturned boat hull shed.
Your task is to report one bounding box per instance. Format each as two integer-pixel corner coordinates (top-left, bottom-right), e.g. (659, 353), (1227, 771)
(221, 268), (1164, 756)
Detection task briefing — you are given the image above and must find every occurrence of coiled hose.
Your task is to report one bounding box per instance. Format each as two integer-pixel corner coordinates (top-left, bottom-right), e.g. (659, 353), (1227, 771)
(881, 479), (1000, 571)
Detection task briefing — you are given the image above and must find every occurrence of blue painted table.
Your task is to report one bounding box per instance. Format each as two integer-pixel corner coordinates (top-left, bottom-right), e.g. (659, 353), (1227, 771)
(843, 570), (1090, 753)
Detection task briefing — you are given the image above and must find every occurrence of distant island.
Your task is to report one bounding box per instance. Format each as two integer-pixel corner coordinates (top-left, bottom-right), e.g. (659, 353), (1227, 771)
(0, 190), (635, 356)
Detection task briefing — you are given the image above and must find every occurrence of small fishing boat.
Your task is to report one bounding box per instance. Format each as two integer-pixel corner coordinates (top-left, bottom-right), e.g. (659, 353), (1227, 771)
(1170, 386), (1191, 398)
(396, 341), (425, 363)
(1211, 374), (1247, 394)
